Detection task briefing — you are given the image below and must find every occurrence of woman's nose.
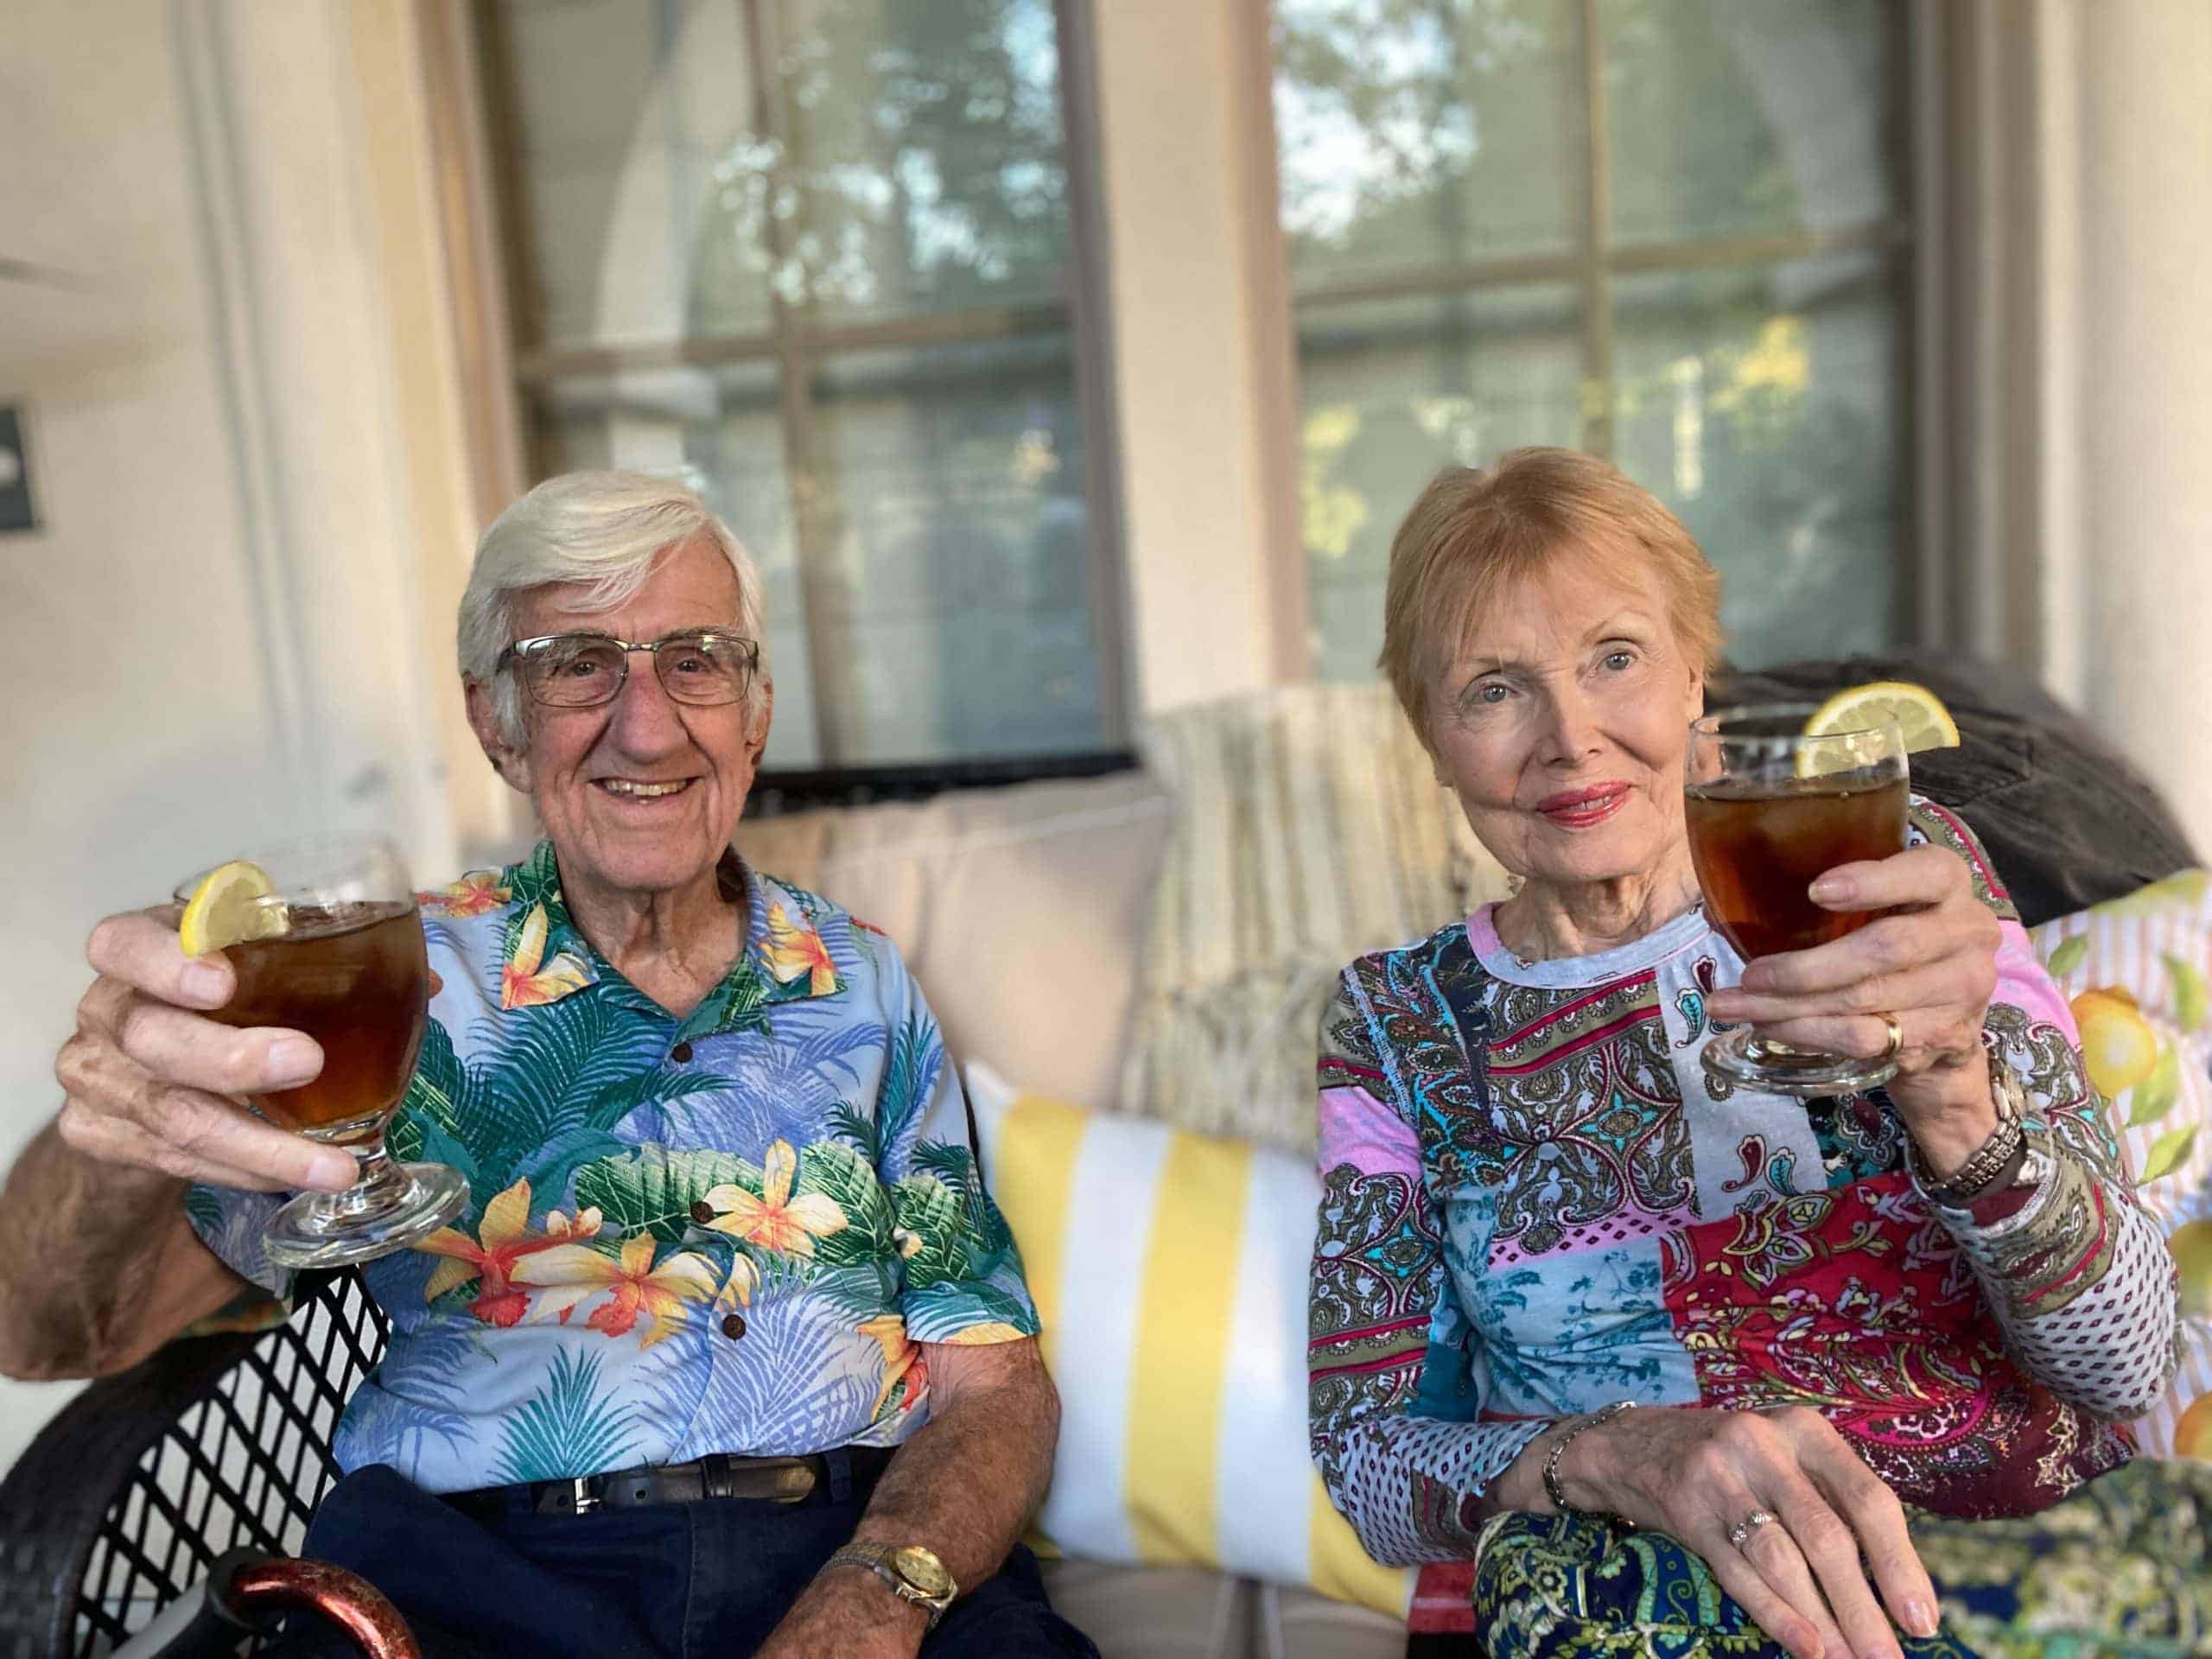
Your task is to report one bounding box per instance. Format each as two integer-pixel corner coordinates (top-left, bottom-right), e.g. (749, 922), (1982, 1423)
(1540, 686), (1602, 761)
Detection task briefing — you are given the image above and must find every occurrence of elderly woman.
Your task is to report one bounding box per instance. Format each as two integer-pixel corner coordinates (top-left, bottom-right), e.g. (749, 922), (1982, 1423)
(0, 473), (1096, 1659)
(1307, 449), (2209, 1659)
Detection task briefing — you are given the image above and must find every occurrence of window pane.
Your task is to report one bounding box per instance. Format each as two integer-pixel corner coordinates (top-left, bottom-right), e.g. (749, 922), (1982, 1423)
(1297, 287), (1586, 680)
(1274, 0), (1581, 294)
(527, 335), (1103, 768)
(497, 0), (1071, 352)
(1611, 251), (1904, 667)
(1605, 0), (1899, 245)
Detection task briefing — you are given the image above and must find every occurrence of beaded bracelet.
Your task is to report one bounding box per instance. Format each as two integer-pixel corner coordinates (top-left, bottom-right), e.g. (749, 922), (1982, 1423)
(1541, 1399), (1638, 1518)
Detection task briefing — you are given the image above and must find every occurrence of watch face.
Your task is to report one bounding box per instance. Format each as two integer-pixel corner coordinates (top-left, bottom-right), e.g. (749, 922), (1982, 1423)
(891, 1546), (954, 1599)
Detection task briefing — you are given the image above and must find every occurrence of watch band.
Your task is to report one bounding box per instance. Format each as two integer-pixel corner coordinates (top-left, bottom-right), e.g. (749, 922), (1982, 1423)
(1915, 1058), (2031, 1206)
(824, 1542), (955, 1629)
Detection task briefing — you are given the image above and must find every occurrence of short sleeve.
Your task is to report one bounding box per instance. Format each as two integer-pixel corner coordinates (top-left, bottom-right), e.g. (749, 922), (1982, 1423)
(869, 938), (1041, 1346)
(182, 1181), (292, 1301)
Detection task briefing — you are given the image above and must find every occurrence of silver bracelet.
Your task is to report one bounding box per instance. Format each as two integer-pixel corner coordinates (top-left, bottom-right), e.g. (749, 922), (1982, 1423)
(1541, 1399), (1637, 1518)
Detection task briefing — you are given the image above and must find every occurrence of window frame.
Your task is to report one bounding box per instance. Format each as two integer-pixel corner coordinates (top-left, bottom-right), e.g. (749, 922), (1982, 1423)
(466, 0), (1135, 772)
(1269, 0), (1925, 671)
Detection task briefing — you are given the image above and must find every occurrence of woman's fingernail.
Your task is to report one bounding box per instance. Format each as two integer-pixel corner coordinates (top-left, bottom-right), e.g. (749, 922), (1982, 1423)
(183, 962), (230, 1004)
(266, 1036), (322, 1088)
(1907, 1599), (1940, 1639)
(309, 1152), (357, 1192)
(1810, 874), (1853, 904)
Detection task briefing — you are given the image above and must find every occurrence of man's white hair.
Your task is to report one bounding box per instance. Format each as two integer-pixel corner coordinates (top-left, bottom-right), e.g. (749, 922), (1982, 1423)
(458, 470), (767, 749)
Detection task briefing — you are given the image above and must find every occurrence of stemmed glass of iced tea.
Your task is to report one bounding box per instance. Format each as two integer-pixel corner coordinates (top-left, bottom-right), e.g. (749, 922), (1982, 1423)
(1686, 706), (1910, 1096)
(172, 837), (465, 1267)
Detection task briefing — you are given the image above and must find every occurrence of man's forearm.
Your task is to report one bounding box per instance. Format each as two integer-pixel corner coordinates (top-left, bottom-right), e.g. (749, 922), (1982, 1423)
(847, 1343), (1058, 1593)
(0, 1120), (224, 1377)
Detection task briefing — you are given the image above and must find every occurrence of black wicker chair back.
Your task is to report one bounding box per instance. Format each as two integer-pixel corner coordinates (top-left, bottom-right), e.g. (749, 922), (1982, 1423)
(0, 1273), (387, 1659)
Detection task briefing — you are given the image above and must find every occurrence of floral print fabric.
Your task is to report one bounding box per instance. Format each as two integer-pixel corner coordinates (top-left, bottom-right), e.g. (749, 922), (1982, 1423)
(187, 842), (1037, 1492)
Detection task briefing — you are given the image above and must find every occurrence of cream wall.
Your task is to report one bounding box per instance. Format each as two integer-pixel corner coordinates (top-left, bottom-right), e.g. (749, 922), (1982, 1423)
(0, 0), (474, 1472)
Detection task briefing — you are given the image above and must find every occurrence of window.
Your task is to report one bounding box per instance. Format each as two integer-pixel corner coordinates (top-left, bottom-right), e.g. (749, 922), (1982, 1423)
(1274, 0), (1910, 678)
(480, 0), (1123, 770)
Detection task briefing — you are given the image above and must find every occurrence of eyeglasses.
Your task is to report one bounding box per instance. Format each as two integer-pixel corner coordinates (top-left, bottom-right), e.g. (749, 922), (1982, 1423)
(497, 630), (761, 709)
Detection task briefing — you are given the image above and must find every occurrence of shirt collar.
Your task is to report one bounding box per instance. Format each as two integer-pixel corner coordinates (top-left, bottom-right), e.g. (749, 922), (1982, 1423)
(494, 841), (845, 1020)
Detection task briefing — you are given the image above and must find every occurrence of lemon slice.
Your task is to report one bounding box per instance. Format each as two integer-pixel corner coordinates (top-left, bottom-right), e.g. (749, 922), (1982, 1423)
(177, 860), (288, 957)
(1803, 681), (1961, 752)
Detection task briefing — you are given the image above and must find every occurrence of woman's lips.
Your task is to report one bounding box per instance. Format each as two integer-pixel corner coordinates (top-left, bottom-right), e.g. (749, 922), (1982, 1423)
(1536, 784), (1631, 829)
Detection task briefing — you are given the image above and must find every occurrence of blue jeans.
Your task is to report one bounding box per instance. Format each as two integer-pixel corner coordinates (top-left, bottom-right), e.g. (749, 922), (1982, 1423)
(269, 1462), (1098, 1659)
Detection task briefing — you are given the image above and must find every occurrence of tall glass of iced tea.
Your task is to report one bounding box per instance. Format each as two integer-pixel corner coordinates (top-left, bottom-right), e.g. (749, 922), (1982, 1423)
(1686, 706), (1910, 1096)
(172, 838), (465, 1267)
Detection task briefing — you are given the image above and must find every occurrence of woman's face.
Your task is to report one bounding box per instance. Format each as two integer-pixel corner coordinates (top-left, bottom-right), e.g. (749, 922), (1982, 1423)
(1425, 552), (1704, 893)
(469, 535), (771, 904)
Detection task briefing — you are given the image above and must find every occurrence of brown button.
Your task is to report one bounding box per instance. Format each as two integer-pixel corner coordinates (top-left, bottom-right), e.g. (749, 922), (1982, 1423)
(690, 1200), (717, 1225)
(721, 1313), (747, 1340)
(670, 1040), (695, 1063)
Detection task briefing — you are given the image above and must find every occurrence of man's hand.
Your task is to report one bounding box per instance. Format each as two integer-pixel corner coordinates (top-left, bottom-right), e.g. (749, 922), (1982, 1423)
(753, 1565), (928, 1659)
(58, 908), (354, 1192)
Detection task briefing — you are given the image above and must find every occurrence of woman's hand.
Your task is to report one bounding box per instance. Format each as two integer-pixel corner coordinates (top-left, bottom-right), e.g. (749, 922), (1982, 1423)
(53, 909), (354, 1193)
(1705, 845), (2005, 1171)
(1554, 1405), (1939, 1659)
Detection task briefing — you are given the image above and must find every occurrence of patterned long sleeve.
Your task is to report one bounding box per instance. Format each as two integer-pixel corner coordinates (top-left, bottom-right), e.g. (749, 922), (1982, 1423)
(1307, 971), (1548, 1566)
(1908, 804), (2180, 1418)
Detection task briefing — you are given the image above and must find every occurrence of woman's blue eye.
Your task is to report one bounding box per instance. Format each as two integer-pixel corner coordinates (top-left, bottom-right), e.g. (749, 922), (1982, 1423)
(1602, 651), (1634, 671)
(1478, 683), (1510, 705)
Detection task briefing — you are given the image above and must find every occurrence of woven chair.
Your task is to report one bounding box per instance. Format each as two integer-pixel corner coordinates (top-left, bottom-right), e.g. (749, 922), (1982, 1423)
(0, 1272), (388, 1659)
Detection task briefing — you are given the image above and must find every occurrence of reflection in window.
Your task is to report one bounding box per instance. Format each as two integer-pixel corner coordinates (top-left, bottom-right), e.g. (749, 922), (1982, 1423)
(486, 0), (1119, 769)
(1274, 0), (1909, 679)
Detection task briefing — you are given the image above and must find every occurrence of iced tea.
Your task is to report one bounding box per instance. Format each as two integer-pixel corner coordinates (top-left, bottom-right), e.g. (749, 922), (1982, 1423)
(208, 901), (428, 1138)
(1685, 776), (1909, 962)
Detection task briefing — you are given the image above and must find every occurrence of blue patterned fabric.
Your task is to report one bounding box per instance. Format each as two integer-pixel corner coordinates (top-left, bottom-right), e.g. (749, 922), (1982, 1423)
(188, 842), (1038, 1492)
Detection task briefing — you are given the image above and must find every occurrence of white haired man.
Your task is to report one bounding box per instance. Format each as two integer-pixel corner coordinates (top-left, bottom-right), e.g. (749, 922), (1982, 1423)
(0, 473), (1096, 1657)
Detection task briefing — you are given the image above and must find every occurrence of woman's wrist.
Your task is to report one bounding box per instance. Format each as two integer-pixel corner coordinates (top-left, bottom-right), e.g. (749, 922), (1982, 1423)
(1897, 1050), (2005, 1179)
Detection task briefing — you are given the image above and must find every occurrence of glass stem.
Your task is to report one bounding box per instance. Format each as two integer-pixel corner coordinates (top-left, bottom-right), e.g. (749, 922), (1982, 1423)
(311, 1125), (410, 1225)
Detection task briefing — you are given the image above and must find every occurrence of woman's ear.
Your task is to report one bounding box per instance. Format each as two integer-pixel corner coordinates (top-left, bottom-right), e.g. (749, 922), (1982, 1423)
(464, 680), (534, 795)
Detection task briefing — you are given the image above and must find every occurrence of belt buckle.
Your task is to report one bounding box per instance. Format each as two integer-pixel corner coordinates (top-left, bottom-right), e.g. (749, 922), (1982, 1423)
(569, 1477), (600, 1516)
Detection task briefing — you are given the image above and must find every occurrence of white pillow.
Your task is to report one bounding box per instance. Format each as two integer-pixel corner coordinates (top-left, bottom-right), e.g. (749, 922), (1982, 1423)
(965, 1063), (1413, 1618)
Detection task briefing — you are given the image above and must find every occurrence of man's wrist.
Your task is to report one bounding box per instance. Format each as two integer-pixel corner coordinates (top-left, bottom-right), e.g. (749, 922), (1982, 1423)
(820, 1556), (934, 1630)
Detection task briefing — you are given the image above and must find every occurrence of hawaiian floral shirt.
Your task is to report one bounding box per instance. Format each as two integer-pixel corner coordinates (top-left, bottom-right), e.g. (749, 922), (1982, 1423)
(188, 842), (1039, 1494)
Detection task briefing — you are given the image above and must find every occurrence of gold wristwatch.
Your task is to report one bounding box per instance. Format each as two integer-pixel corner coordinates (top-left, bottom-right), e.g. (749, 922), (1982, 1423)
(826, 1542), (957, 1628)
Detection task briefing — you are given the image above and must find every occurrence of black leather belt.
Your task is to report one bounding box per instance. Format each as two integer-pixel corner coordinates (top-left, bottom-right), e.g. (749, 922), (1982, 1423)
(443, 1446), (897, 1522)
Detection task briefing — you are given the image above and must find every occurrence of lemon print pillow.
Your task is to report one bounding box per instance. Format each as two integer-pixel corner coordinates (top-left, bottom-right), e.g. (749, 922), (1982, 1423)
(2032, 869), (2212, 1459)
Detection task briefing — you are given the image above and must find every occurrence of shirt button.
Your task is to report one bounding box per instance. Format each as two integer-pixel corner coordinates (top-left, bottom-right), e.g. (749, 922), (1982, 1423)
(721, 1313), (747, 1340)
(670, 1040), (694, 1063)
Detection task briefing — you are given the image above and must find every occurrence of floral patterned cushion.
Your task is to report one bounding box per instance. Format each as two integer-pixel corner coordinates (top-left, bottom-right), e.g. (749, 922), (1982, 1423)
(2029, 870), (2212, 1458)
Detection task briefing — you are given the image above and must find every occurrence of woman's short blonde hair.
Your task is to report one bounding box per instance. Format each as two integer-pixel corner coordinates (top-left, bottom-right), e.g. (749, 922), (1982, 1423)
(1378, 447), (1722, 747)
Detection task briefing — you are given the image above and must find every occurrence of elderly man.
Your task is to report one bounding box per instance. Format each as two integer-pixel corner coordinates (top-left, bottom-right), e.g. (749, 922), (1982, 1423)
(0, 473), (1095, 1658)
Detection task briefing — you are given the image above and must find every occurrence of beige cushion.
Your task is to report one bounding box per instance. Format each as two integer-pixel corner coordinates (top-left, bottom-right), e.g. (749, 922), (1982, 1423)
(1255, 1585), (1408, 1659)
(1038, 1560), (1253, 1659)
(735, 770), (1174, 1112)
(1122, 683), (1513, 1146)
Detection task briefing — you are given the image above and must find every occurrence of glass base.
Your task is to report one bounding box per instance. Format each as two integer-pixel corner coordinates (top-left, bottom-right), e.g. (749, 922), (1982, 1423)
(1705, 1026), (1898, 1098)
(266, 1160), (468, 1269)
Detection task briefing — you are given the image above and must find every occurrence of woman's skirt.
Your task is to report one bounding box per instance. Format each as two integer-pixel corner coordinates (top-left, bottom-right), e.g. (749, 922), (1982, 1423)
(1471, 1459), (2212, 1659)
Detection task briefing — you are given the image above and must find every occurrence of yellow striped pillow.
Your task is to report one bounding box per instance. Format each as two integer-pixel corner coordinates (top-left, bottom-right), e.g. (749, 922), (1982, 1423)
(965, 1063), (1415, 1617)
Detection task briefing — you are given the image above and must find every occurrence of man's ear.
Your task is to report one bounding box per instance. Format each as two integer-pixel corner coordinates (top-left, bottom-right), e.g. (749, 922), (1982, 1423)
(464, 680), (534, 795)
(747, 676), (776, 764)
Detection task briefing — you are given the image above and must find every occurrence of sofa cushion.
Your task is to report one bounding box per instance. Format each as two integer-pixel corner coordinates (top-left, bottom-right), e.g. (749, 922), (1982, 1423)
(2028, 871), (2212, 1457)
(968, 1063), (1414, 1619)
(1036, 1561), (1252, 1659)
(1122, 683), (1514, 1147)
(735, 770), (1173, 1113)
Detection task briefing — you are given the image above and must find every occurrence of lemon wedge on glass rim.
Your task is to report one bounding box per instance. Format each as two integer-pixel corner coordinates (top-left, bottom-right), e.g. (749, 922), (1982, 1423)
(177, 860), (289, 957)
(1796, 681), (1960, 778)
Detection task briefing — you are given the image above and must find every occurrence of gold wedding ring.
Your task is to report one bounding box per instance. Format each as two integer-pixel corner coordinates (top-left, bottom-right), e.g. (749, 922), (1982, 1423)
(1877, 1012), (1904, 1064)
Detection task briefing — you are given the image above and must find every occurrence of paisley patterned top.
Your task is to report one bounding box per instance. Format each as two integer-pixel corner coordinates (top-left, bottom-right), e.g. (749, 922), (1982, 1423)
(1308, 800), (2178, 1566)
(188, 842), (1038, 1493)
